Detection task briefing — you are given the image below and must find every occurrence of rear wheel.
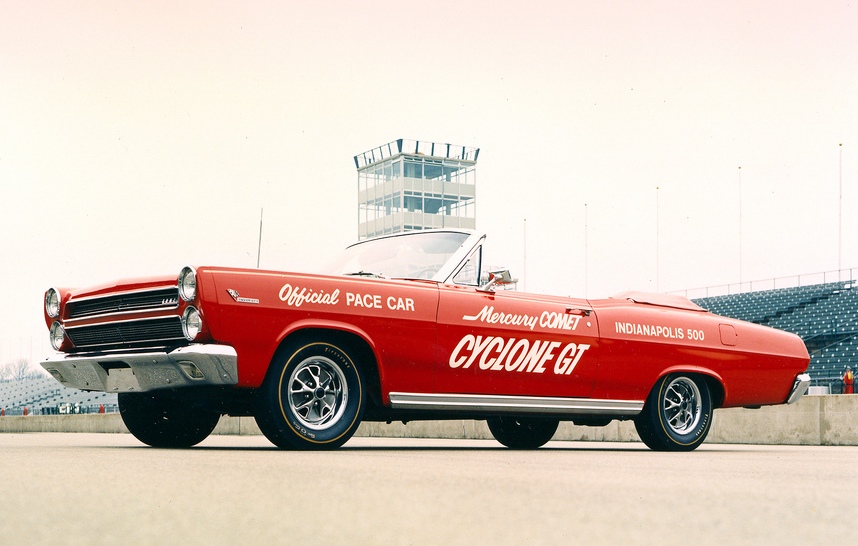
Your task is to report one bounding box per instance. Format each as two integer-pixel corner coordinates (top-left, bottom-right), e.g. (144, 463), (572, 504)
(634, 374), (713, 451)
(118, 392), (220, 448)
(487, 416), (559, 449)
(255, 340), (365, 450)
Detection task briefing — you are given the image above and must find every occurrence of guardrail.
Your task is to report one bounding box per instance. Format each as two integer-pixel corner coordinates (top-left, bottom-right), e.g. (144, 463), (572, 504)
(672, 267), (857, 299)
(0, 404), (118, 417)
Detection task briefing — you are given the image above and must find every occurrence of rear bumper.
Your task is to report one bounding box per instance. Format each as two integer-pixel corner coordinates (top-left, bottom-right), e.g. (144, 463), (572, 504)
(786, 373), (811, 404)
(41, 344), (238, 393)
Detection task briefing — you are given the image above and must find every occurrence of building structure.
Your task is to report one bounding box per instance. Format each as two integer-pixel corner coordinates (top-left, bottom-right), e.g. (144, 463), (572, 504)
(354, 139), (479, 240)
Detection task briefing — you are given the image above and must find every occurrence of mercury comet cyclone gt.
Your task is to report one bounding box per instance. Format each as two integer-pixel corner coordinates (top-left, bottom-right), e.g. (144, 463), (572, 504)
(41, 230), (810, 451)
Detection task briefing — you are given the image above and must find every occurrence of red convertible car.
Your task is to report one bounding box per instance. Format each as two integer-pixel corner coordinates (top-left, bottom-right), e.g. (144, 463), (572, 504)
(41, 230), (810, 451)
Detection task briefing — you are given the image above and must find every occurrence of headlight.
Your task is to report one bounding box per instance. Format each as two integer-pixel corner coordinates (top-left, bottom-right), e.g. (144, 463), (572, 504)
(50, 322), (66, 350)
(178, 266), (197, 302)
(45, 288), (61, 318)
(182, 306), (202, 340)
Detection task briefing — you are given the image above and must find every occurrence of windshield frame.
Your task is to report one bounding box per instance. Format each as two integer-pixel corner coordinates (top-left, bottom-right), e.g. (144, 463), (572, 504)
(327, 229), (485, 284)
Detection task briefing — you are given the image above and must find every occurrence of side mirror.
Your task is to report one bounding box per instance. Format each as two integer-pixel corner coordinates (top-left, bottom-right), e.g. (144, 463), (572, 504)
(478, 269), (517, 293)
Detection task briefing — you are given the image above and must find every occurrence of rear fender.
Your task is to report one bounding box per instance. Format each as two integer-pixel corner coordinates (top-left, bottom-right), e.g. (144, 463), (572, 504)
(655, 366), (726, 409)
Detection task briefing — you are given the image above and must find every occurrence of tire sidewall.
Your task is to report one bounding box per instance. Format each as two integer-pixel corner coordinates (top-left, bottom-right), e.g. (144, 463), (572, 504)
(654, 374), (712, 450)
(487, 416), (559, 449)
(118, 391), (220, 448)
(268, 341), (364, 448)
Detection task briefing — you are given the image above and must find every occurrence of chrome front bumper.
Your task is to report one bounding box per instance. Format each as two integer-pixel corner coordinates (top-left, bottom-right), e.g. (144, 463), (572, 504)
(41, 344), (238, 393)
(786, 373), (811, 404)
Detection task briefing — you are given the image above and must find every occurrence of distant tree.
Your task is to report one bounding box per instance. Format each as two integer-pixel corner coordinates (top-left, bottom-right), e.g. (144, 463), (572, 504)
(1, 359), (42, 381)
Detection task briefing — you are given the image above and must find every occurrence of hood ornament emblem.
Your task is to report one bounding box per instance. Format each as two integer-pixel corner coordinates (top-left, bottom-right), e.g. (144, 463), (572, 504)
(227, 289), (260, 305)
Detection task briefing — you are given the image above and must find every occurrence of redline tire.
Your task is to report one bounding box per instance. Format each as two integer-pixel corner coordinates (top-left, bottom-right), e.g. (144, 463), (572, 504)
(634, 374), (713, 452)
(118, 392), (220, 448)
(487, 416), (559, 449)
(255, 340), (365, 450)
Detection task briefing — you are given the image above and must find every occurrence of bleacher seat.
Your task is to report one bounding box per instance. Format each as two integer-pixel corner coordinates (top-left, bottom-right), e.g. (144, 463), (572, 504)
(0, 374), (118, 415)
(694, 281), (858, 389)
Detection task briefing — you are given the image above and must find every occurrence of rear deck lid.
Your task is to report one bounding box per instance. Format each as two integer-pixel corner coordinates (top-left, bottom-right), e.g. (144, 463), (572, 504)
(612, 291), (707, 312)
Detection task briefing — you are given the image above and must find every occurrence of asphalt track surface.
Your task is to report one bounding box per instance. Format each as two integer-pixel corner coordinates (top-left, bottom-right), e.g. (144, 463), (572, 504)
(1, 434), (855, 545)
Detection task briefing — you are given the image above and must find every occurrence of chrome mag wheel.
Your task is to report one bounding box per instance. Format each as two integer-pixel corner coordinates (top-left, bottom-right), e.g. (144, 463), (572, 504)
(634, 373), (713, 452)
(255, 340), (365, 450)
(288, 356), (348, 430)
(661, 376), (703, 435)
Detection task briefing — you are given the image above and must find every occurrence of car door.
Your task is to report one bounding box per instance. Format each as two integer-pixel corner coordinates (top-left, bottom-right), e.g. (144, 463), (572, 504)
(434, 281), (601, 399)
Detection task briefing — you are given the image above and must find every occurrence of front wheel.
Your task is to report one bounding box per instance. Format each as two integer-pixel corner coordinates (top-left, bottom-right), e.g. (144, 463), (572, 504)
(118, 392), (221, 448)
(634, 374), (713, 452)
(487, 416), (559, 449)
(255, 340), (365, 450)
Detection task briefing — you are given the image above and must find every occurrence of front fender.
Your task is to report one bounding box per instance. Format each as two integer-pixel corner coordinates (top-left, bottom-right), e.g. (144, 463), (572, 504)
(268, 319), (386, 397)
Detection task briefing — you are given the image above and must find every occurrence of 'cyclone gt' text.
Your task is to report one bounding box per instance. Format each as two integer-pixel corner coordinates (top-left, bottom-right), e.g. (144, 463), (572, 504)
(449, 334), (590, 375)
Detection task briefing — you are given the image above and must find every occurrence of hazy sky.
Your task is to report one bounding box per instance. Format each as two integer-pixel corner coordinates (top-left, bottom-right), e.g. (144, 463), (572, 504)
(1, 1), (856, 364)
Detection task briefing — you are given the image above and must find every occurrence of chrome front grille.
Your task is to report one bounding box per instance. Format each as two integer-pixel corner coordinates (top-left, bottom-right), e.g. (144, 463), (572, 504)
(66, 317), (185, 349)
(68, 288), (180, 319)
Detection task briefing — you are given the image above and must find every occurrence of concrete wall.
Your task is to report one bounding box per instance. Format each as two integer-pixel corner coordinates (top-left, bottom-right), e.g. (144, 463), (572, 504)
(3, 395), (858, 446)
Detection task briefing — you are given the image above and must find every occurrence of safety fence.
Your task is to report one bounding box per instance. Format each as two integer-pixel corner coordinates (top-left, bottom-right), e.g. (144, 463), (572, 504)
(0, 403), (119, 417)
(808, 374), (854, 395)
(672, 267), (857, 299)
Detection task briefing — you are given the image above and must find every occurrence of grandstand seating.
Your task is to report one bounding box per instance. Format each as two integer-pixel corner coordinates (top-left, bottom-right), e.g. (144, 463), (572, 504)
(0, 374), (117, 416)
(693, 280), (858, 391)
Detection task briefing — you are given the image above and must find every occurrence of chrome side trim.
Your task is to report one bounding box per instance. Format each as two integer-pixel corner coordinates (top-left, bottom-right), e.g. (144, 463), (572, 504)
(388, 392), (644, 416)
(787, 373), (811, 404)
(41, 344), (238, 393)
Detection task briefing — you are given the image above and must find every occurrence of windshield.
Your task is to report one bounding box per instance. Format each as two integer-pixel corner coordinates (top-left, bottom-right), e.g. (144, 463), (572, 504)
(325, 231), (471, 280)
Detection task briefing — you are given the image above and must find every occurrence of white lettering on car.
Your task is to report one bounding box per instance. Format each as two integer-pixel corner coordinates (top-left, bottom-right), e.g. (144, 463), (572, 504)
(539, 311), (581, 331)
(343, 293), (416, 312)
(614, 322), (703, 341)
(346, 292), (382, 308)
(462, 305), (538, 330)
(463, 305), (581, 332)
(553, 343), (591, 375)
(449, 334), (590, 375)
(278, 285), (416, 312)
(279, 284), (340, 307)
(386, 296), (415, 311)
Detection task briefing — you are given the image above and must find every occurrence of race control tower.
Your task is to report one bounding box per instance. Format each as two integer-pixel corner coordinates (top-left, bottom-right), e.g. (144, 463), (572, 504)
(354, 138), (479, 240)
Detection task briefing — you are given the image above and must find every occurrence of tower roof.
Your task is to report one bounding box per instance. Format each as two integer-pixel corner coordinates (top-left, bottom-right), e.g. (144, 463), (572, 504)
(354, 138), (479, 170)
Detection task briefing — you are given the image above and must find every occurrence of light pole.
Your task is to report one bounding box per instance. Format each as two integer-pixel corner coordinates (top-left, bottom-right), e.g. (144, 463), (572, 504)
(584, 204), (588, 298)
(839, 143), (843, 275)
(523, 218), (527, 292)
(738, 166), (743, 286)
(257, 208), (264, 269)
(656, 186), (660, 293)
